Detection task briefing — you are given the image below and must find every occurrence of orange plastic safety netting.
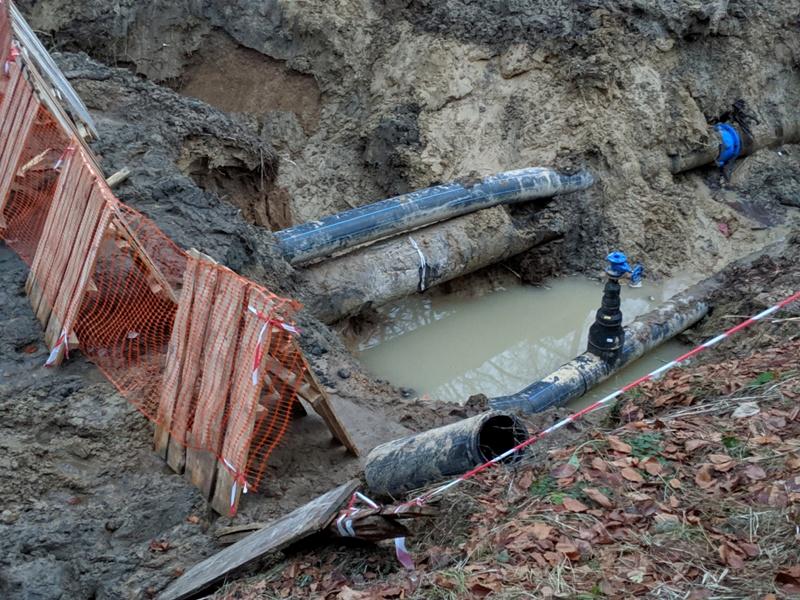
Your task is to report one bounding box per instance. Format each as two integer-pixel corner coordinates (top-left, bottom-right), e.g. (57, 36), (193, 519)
(0, 7), (305, 511)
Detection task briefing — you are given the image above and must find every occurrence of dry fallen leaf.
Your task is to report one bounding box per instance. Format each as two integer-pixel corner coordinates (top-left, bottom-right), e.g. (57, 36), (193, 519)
(668, 478), (682, 489)
(685, 439), (709, 452)
(149, 539), (170, 553)
(607, 436), (632, 454)
(642, 458), (663, 476)
(743, 463), (767, 480)
(695, 464), (716, 489)
(583, 487), (614, 508)
(531, 522), (553, 540)
(550, 462), (578, 479)
(555, 541), (580, 560)
(621, 467), (645, 483)
(562, 497), (589, 513)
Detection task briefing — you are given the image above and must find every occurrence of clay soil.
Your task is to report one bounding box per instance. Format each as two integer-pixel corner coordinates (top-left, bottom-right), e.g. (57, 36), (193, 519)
(1, 1), (799, 598)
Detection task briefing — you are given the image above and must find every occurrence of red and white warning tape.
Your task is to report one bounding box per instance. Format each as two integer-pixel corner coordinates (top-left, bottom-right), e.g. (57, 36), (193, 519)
(3, 42), (18, 76)
(44, 327), (69, 367)
(247, 305), (300, 386)
(222, 457), (249, 517)
(358, 289), (800, 568)
(339, 491), (417, 570)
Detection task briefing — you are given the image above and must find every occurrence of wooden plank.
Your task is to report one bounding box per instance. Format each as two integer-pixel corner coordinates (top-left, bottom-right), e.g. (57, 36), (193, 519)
(302, 360), (361, 457)
(105, 167), (130, 188)
(61, 191), (112, 330)
(0, 63), (25, 160)
(159, 480), (359, 600)
(210, 288), (271, 516)
(185, 267), (247, 500)
(0, 78), (38, 213)
(110, 204), (178, 304)
(154, 259), (199, 459)
(165, 261), (218, 473)
(264, 353), (360, 456)
(25, 153), (82, 319)
(34, 162), (91, 328)
(38, 165), (94, 341)
(43, 178), (105, 359)
(0, 78), (35, 184)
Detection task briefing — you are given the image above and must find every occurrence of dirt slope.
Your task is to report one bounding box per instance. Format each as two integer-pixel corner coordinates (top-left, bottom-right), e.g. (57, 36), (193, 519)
(17, 0), (800, 277)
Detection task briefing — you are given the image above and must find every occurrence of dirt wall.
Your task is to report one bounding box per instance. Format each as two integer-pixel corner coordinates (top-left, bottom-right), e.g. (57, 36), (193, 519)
(17, 0), (800, 278)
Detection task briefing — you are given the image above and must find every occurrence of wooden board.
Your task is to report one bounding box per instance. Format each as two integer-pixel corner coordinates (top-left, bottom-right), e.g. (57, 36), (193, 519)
(210, 288), (271, 515)
(166, 261), (219, 473)
(0, 74), (38, 214)
(159, 480), (359, 600)
(33, 161), (90, 328)
(264, 353), (359, 456)
(25, 154), (82, 320)
(185, 263), (247, 500)
(47, 188), (113, 366)
(37, 165), (94, 340)
(154, 259), (199, 459)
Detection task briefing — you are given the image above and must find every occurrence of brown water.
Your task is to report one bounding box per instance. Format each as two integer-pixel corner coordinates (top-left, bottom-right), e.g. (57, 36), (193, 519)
(350, 273), (696, 408)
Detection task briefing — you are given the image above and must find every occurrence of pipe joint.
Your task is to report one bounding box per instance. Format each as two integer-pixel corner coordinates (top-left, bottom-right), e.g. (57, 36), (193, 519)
(714, 123), (742, 167)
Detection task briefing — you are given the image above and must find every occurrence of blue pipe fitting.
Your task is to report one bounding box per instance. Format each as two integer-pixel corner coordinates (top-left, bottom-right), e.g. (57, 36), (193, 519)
(605, 251), (644, 286)
(714, 123), (741, 167)
(605, 251), (632, 278)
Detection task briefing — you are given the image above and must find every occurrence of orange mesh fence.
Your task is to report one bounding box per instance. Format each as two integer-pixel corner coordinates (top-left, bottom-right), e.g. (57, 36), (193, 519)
(0, 11), (306, 513)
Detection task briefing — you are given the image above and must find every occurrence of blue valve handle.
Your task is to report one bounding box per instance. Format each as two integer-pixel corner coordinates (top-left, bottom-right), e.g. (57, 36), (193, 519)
(605, 251), (644, 286)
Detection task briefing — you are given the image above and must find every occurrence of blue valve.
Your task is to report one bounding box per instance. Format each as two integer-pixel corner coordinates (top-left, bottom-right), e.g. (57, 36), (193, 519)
(714, 123), (741, 168)
(605, 251), (644, 286)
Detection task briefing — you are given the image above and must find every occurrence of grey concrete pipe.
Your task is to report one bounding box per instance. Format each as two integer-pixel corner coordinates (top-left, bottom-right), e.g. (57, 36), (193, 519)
(299, 205), (562, 323)
(364, 411), (528, 499)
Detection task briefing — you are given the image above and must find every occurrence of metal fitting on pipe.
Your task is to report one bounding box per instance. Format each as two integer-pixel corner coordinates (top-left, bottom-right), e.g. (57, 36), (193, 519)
(276, 167), (594, 265)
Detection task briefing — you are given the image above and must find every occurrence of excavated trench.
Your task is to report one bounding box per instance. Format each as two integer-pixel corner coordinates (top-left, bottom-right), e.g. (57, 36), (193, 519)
(341, 268), (697, 408)
(2, 2), (800, 598)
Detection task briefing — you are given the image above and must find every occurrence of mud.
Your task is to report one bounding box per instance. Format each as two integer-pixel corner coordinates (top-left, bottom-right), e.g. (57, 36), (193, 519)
(1, 1), (800, 598)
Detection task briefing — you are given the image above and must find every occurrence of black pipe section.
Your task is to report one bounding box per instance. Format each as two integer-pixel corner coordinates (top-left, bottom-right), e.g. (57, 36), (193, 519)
(489, 290), (710, 414)
(276, 167), (594, 265)
(364, 412), (529, 499)
(586, 278), (625, 365)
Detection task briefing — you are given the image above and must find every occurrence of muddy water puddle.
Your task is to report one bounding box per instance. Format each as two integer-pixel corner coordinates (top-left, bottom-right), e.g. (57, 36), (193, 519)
(348, 273), (697, 408)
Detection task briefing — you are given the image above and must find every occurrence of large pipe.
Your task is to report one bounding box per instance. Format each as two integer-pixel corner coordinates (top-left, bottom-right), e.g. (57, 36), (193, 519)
(667, 118), (800, 174)
(299, 204), (563, 323)
(487, 239), (791, 413)
(489, 293), (709, 413)
(298, 118), (799, 324)
(364, 411), (529, 499)
(275, 167), (594, 265)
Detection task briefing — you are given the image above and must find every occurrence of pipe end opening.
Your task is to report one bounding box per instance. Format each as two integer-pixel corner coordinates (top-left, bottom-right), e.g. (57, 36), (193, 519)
(477, 414), (529, 463)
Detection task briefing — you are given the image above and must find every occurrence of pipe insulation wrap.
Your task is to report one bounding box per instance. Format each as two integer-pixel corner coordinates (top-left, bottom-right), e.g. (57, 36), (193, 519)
(364, 412), (529, 499)
(489, 294), (710, 414)
(276, 167), (594, 265)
